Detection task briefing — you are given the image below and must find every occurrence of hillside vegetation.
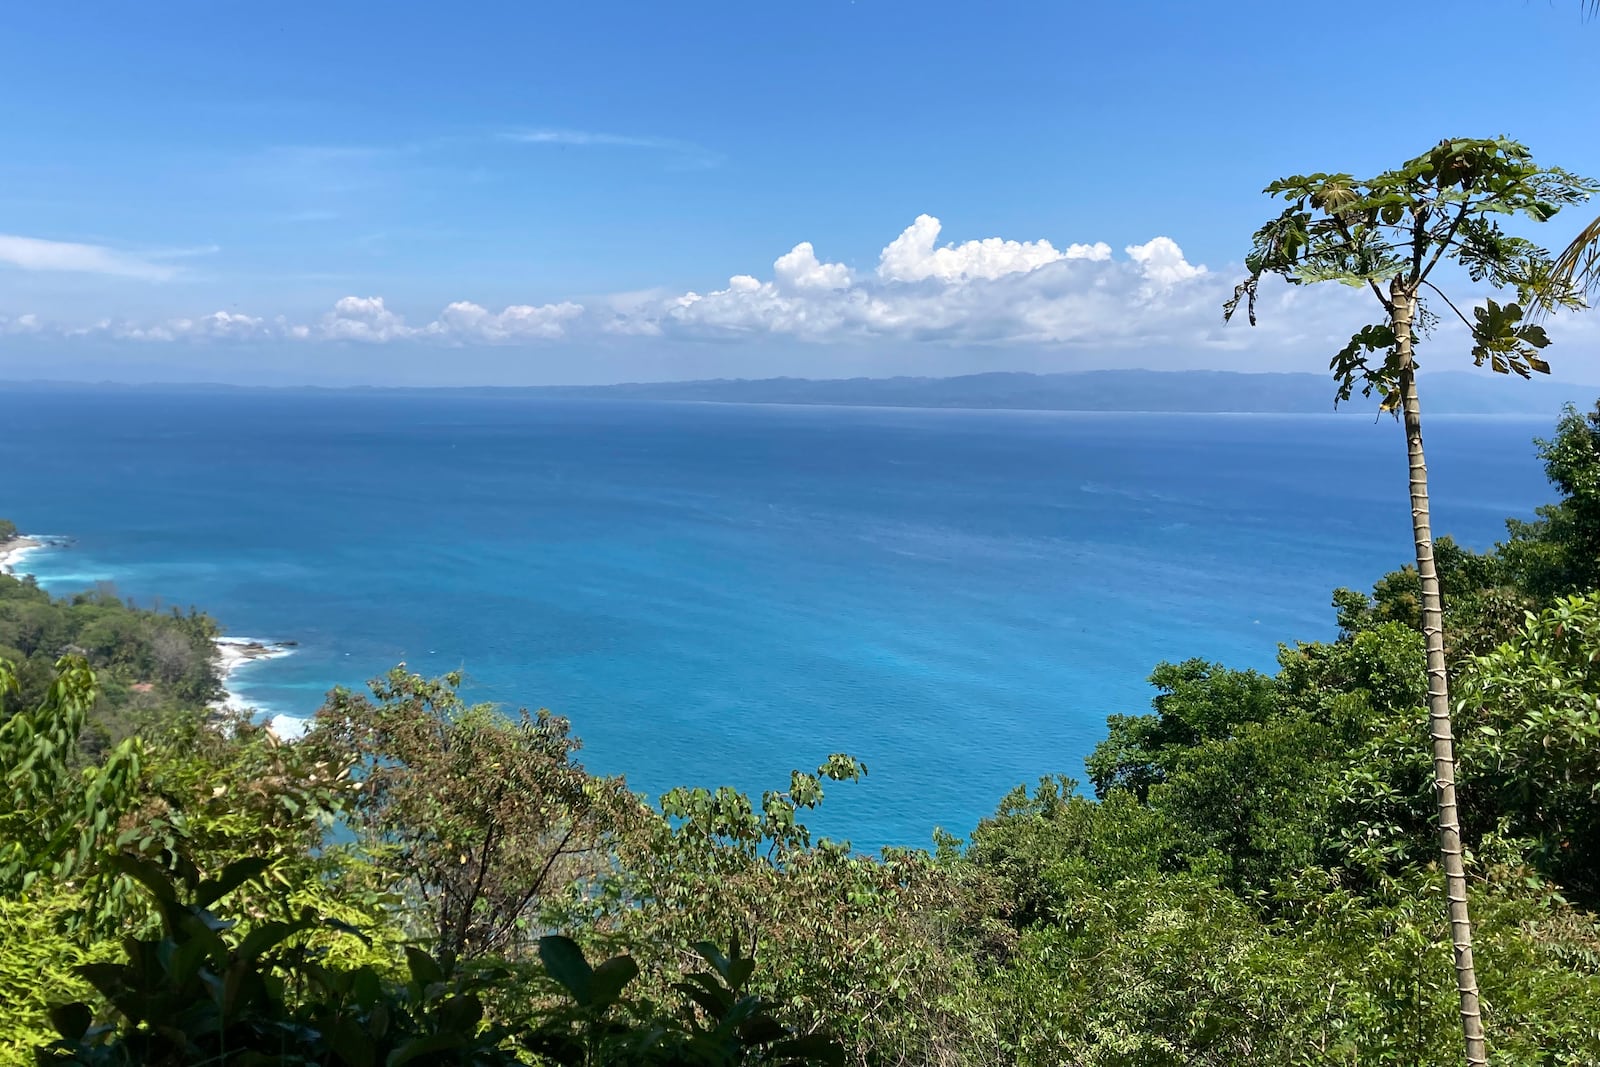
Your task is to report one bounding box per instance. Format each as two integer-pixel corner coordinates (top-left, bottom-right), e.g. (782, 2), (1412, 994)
(5, 403), (1600, 1064)
(0, 566), (221, 748)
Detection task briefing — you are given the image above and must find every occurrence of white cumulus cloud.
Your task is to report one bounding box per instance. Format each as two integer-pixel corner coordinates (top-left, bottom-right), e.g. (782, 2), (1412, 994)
(112, 311), (272, 342)
(653, 217), (1222, 346)
(312, 296), (587, 343)
(0, 313), (44, 335)
(438, 300), (584, 341)
(877, 214), (1110, 283)
(1126, 236), (1206, 287)
(320, 295), (412, 342)
(773, 242), (852, 291)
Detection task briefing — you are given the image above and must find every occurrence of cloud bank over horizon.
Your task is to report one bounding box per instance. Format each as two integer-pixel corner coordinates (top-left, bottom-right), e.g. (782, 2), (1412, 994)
(0, 215), (1315, 347)
(4, 213), (1590, 385)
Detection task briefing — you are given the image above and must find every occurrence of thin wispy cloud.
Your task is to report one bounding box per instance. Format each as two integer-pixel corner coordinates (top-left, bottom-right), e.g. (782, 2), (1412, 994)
(503, 128), (723, 170)
(0, 233), (178, 281)
(146, 244), (223, 261)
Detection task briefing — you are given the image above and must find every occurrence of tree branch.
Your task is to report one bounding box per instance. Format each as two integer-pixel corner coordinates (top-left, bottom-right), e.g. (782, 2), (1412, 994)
(526, 822), (582, 904)
(1327, 211), (1395, 312)
(1411, 201), (1432, 281)
(1418, 194), (1474, 284)
(1421, 279), (1476, 333)
(1551, 211), (1600, 302)
(449, 814), (499, 958)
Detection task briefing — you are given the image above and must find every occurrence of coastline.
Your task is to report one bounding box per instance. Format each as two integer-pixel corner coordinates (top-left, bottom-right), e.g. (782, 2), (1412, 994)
(212, 637), (307, 738)
(0, 535), (47, 576)
(2, 530), (308, 738)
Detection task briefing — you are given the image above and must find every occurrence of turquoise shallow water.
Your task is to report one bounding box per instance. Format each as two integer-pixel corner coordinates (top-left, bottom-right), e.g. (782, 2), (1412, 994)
(0, 388), (1560, 848)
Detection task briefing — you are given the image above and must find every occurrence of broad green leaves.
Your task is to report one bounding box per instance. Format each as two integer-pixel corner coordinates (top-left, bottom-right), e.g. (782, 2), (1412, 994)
(1330, 323), (1401, 407)
(1468, 299), (1551, 377)
(537, 934), (639, 1012)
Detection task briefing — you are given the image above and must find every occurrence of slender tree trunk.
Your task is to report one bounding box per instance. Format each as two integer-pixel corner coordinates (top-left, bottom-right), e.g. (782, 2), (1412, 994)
(1391, 281), (1486, 1066)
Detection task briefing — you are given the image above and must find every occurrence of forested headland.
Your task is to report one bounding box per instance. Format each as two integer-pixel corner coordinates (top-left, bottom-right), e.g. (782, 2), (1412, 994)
(3, 397), (1600, 1065)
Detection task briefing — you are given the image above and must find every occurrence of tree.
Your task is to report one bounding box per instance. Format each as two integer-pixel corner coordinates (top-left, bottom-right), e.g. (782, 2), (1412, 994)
(1223, 137), (1595, 1065)
(1500, 401), (1600, 597)
(1085, 659), (1280, 801)
(593, 757), (995, 1067)
(1458, 592), (1600, 906)
(306, 668), (644, 968)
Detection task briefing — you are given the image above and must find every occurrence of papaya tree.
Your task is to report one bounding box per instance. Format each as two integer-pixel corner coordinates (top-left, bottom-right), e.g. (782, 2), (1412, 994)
(1223, 137), (1594, 1066)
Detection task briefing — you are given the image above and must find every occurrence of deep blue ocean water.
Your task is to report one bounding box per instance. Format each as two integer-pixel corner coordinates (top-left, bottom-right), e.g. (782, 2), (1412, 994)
(0, 389), (1561, 848)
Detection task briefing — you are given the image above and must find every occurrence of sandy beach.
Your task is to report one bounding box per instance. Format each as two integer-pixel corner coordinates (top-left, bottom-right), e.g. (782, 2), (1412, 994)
(0, 535), (46, 576)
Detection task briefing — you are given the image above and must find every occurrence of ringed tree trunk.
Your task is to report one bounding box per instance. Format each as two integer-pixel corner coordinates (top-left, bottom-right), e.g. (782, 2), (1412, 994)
(1391, 279), (1486, 1066)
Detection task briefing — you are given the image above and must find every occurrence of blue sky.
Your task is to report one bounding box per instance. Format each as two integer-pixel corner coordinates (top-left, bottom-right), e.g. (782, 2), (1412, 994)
(3, 0), (1599, 385)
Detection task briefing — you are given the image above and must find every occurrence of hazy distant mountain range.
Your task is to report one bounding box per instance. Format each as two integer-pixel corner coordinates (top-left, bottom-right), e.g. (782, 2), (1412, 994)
(534, 370), (1594, 415)
(7, 370), (1595, 414)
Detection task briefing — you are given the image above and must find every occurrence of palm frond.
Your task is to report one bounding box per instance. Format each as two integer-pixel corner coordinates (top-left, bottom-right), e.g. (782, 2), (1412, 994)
(1550, 212), (1600, 302)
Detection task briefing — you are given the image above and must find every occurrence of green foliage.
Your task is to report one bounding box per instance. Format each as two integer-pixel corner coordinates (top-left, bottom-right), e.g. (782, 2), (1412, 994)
(960, 778), (1161, 930)
(598, 760), (998, 1067)
(37, 859), (843, 1067)
(0, 521), (17, 543)
(1502, 401), (1600, 598)
(0, 571), (222, 718)
(527, 934), (843, 1066)
(0, 889), (116, 1065)
(0, 657), (143, 901)
(1459, 592), (1600, 905)
(38, 856), (529, 1067)
(1085, 659), (1279, 800)
(992, 875), (1317, 1065)
(1223, 137), (1594, 407)
(986, 408), (1600, 1060)
(306, 669), (644, 966)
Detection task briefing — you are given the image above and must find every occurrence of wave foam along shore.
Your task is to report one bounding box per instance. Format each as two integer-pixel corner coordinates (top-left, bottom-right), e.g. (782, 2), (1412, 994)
(0, 533), (62, 576)
(212, 637), (307, 738)
(2, 533), (309, 739)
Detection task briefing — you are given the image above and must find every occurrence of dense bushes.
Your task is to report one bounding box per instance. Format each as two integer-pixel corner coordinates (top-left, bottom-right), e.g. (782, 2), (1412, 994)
(33, 857), (843, 1066)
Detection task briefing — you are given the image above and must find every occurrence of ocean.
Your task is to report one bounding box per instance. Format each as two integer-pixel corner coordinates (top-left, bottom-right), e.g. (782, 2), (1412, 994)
(0, 388), (1564, 849)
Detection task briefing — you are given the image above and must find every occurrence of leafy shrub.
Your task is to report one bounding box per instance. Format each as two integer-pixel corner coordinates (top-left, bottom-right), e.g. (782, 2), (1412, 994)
(36, 858), (844, 1067)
